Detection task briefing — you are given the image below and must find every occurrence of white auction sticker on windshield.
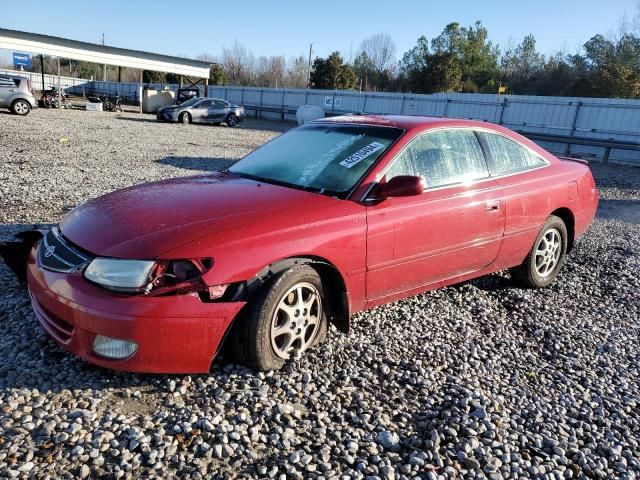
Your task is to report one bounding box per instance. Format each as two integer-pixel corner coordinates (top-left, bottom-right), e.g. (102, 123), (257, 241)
(339, 142), (385, 169)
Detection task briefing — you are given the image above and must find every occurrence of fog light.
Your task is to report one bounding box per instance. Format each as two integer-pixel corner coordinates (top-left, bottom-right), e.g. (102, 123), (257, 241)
(92, 335), (138, 359)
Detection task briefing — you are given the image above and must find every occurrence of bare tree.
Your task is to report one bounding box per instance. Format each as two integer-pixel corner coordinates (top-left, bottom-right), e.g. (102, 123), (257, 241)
(286, 56), (308, 88)
(359, 33), (397, 73)
(255, 56), (286, 87)
(222, 41), (255, 85)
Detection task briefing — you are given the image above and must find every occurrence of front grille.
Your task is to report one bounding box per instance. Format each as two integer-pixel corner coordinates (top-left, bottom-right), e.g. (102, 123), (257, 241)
(30, 291), (74, 344)
(38, 227), (92, 273)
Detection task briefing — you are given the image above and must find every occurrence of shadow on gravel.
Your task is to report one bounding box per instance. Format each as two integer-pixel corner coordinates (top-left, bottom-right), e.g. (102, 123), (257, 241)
(597, 199), (640, 225)
(156, 156), (236, 172)
(466, 272), (514, 292)
(115, 116), (162, 124)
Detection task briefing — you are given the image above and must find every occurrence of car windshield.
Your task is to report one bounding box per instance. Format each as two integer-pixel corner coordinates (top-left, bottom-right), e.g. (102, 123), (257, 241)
(229, 123), (402, 197)
(179, 97), (201, 107)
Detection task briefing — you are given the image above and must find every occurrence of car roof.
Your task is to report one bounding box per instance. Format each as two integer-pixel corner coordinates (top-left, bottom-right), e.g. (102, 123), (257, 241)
(315, 114), (497, 133)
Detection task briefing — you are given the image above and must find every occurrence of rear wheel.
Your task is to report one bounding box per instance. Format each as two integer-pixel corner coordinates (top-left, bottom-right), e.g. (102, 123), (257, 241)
(226, 113), (239, 127)
(233, 265), (327, 370)
(11, 99), (30, 115)
(510, 215), (568, 288)
(180, 112), (191, 124)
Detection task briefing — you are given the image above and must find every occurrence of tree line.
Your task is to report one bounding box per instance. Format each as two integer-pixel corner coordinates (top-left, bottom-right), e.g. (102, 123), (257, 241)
(313, 23), (640, 98)
(7, 15), (639, 98)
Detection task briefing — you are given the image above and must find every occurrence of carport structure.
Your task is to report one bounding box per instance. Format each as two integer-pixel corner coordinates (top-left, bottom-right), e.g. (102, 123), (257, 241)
(0, 28), (211, 111)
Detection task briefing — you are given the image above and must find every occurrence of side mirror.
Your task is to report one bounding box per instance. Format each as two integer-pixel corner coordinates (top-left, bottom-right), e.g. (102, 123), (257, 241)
(379, 175), (424, 198)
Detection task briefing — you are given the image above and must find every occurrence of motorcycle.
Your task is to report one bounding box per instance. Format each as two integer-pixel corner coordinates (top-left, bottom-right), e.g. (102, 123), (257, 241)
(103, 93), (122, 113)
(39, 87), (72, 109)
(86, 92), (122, 112)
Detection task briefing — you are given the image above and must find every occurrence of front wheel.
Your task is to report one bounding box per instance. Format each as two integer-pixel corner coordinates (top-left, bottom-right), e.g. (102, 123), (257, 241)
(226, 113), (239, 127)
(510, 215), (568, 288)
(11, 99), (31, 115)
(180, 112), (191, 124)
(232, 265), (327, 371)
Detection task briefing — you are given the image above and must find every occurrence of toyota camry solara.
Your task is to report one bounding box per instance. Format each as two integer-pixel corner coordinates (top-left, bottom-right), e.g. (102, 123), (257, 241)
(26, 115), (598, 373)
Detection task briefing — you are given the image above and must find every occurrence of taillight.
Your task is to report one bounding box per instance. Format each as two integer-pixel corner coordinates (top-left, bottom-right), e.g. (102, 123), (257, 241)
(27, 79), (33, 94)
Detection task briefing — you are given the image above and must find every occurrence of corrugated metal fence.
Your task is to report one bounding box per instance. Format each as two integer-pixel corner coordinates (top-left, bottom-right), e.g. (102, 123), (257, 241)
(3, 68), (639, 164)
(72, 81), (640, 164)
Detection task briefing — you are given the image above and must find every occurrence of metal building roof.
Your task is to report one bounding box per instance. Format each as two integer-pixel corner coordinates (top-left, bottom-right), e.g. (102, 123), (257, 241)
(0, 28), (210, 78)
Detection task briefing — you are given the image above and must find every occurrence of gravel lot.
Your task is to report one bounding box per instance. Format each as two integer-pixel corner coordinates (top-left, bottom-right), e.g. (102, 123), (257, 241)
(1, 109), (639, 480)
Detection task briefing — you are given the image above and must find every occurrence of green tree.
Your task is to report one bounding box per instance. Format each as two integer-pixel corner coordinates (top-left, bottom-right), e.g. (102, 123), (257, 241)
(354, 51), (376, 90)
(400, 37), (462, 93)
(501, 35), (545, 93)
(431, 21), (500, 92)
(209, 63), (227, 85)
(310, 52), (357, 90)
(143, 70), (167, 83)
(76, 61), (102, 80)
(568, 33), (640, 98)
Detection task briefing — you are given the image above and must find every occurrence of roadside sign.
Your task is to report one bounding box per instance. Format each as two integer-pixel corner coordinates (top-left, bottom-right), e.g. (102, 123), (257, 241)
(13, 52), (32, 68)
(324, 96), (342, 109)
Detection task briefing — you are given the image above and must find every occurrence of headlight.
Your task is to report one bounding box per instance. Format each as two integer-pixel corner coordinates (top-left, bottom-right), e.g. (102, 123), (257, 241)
(84, 257), (214, 296)
(84, 258), (155, 291)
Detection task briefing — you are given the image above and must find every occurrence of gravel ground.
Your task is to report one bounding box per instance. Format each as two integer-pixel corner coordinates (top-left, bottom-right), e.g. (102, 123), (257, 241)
(0, 109), (639, 480)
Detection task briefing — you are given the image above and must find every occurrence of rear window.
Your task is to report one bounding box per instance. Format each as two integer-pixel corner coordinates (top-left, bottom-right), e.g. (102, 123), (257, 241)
(478, 132), (547, 176)
(0, 76), (19, 87)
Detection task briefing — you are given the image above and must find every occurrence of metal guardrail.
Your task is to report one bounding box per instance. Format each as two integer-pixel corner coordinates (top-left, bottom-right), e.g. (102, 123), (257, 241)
(243, 105), (297, 121)
(518, 131), (640, 163)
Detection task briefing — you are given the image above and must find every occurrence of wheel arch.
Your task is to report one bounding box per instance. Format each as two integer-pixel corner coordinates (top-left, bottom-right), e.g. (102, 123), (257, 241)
(550, 207), (575, 253)
(248, 256), (351, 334)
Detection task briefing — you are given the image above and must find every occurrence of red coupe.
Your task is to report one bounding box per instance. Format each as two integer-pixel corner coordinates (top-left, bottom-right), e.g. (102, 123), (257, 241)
(25, 115), (598, 373)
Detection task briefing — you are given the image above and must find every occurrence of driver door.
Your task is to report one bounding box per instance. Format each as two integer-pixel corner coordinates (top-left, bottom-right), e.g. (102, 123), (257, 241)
(191, 99), (212, 122)
(365, 128), (505, 301)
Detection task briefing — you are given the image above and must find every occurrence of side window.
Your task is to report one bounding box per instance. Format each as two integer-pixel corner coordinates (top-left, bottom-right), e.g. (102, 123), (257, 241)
(214, 100), (227, 108)
(196, 100), (213, 108)
(478, 132), (546, 176)
(386, 129), (488, 189)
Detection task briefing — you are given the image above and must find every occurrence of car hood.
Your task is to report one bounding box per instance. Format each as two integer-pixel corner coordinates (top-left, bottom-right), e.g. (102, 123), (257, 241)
(60, 172), (332, 258)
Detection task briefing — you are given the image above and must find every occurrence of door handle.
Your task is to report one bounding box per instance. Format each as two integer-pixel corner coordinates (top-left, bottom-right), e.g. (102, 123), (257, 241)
(485, 200), (500, 212)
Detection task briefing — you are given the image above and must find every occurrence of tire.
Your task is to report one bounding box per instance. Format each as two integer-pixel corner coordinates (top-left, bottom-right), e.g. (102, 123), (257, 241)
(11, 99), (31, 116)
(510, 215), (568, 289)
(232, 265), (328, 371)
(180, 112), (191, 124)
(226, 113), (238, 127)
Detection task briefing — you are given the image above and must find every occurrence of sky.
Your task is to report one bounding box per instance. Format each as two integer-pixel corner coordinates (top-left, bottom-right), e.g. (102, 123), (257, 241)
(1, 0), (638, 65)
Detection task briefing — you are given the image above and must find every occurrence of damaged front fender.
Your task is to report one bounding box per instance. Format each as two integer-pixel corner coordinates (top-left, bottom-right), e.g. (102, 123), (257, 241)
(0, 230), (45, 284)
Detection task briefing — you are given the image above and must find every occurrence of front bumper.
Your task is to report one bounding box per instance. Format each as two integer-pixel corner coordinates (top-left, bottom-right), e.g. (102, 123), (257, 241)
(156, 110), (177, 122)
(26, 246), (245, 373)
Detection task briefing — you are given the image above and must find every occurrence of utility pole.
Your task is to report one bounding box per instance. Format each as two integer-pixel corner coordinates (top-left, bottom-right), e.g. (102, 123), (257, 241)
(40, 54), (45, 91)
(102, 33), (107, 81)
(307, 43), (314, 89)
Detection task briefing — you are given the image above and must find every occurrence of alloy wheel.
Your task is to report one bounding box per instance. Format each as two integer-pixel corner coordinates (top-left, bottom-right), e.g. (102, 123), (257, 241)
(270, 282), (321, 359)
(534, 228), (562, 277)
